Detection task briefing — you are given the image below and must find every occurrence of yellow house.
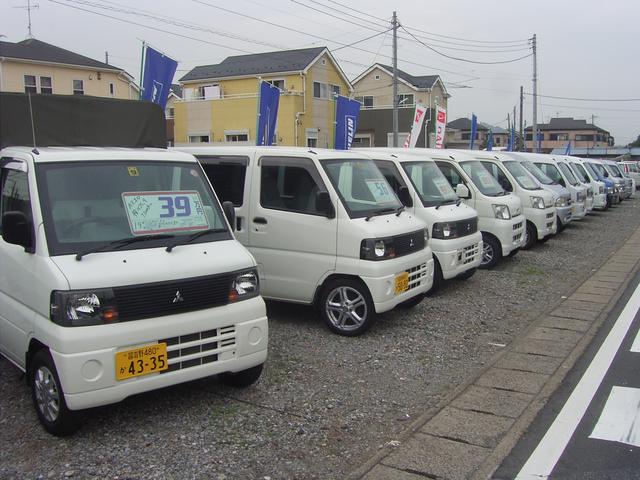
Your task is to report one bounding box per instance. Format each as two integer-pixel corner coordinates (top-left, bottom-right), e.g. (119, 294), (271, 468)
(0, 38), (138, 99)
(175, 47), (352, 147)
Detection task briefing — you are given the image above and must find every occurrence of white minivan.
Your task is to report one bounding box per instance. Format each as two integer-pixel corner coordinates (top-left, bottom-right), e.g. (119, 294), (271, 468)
(432, 151), (525, 268)
(531, 155), (588, 221)
(178, 146), (434, 336)
(358, 149), (483, 288)
(0, 146), (268, 436)
(567, 157), (607, 210)
(462, 151), (556, 250)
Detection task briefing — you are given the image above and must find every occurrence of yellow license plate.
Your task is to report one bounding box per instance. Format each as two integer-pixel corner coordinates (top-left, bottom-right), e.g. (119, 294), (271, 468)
(115, 343), (168, 381)
(394, 271), (409, 295)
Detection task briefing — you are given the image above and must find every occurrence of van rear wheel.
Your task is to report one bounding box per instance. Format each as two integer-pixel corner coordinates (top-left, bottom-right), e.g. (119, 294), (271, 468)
(320, 278), (375, 336)
(30, 349), (80, 437)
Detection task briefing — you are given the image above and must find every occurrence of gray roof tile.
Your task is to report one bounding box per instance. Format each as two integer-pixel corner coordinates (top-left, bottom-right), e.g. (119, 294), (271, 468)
(377, 64), (439, 89)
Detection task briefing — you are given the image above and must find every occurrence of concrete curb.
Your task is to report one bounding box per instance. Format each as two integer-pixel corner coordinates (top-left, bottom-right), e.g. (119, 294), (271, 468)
(348, 215), (640, 480)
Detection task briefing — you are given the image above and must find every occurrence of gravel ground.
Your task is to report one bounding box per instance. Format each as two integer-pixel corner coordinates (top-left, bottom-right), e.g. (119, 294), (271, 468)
(2, 198), (640, 480)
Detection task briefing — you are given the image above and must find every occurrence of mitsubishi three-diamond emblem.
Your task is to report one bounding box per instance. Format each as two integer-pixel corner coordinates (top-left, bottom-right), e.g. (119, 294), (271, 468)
(172, 290), (184, 303)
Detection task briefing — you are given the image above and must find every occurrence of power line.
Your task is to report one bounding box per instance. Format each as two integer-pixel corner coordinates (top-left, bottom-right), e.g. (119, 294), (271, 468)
(401, 25), (533, 65)
(525, 92), (640, 102)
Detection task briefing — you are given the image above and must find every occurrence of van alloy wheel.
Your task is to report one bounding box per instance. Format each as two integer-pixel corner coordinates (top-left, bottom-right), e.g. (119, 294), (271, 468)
(482, 242), (494, 264)
(34, 365), (60, 423)
(320, 278), (375, 336)
(479, 234), (501, 269)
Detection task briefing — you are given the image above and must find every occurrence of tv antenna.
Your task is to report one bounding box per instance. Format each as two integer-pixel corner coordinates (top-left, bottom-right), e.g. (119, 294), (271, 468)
(13, 0), (39, 38)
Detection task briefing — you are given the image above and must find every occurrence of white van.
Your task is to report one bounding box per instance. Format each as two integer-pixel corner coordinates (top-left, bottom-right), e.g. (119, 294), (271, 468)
(531, 155), (588, 221)
(559, 156), (594, 213)
(178, 146), (434, 336)
(567, 157), (607, 210)
(0, 147), (268, 436)
(357, 149), (482, 288)
(0, 94), (268, 436)
(431, 151), (525, 268)
(504, 152), (573, 232)
(461, 151), (556, 249)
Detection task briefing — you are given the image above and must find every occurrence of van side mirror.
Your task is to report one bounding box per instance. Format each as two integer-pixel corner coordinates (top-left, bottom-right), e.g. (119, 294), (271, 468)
(397, 186), (413, 207)
(559, 178), (566, 187)
(455, 184), (470, 199)
(222, 201), (236, 230)
(316, 191), (335, 219)
(2, 211), (34, 253)
(603, 171), (609, 178)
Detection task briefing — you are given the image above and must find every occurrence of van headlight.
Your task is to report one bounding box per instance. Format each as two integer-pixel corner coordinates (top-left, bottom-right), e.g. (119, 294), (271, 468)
(555, 196), (567, 207)
(599, 185), (604, 194)
(492, 204), (511, 220)
(229, 269), (259, 302)
(530, 196), (545, 209)
(50, 289), (118, 327)
(360, 237), (396, 260)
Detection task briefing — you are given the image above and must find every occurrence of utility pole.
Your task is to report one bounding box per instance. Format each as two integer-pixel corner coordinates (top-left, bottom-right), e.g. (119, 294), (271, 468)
(532, 34), (538, 153)
(105, 51), (109, 65)
(591, 114), (597, 148)
(392, 11), (399, 147)
(519, 85), (524, 151)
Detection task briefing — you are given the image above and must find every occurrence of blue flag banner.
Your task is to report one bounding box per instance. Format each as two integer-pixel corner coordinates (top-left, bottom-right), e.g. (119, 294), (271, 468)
(537, 132), (543, 153)
(486, 129), (493, 151)
(564, 141), (571, 155)
(469, 114), (477, 150)
(141, 46), (177, 110)
(507, 124), (515, 151)
(256, 81), (280, 146)
(334, 96), (361, 150)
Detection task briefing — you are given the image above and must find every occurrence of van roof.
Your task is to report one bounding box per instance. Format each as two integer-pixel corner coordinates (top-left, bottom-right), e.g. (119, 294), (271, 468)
(2, 146), (197, 163)
(175, 145), (372, 161)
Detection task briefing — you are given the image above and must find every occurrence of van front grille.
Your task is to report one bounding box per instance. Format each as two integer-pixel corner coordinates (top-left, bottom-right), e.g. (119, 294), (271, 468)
(160, 325), (236, 373)
(406, 263), (428, 291)
(394, 230), (426, 257)
(513, 222), (523, 231)
(458, 243), (480, 265)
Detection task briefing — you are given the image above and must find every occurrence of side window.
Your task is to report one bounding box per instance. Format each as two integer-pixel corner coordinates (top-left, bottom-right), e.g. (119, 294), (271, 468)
(260, 159), (324, 215)
(435, 162), (462, 188)
(0, 168), (31, 235)
(373, 160), (407, 195)
(481, 162), (512, 191)
(200, 161), (247, 207)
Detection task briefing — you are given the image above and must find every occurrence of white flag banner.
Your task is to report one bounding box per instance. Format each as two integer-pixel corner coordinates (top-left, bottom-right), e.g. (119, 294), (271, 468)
(434, 105), (447, 149)
(403, 103), (428, 148)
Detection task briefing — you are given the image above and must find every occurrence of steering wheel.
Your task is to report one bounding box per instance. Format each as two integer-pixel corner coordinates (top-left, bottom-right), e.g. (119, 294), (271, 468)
(62, 216), (113, 237)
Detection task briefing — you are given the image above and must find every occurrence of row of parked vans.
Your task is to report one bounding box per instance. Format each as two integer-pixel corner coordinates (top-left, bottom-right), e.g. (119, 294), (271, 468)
(1, 94), (636, 436)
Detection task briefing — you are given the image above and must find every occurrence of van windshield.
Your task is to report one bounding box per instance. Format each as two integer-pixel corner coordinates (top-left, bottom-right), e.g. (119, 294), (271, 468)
(459, 161), (506, 196)
(521, 160), (554, 185)
(557, 162), (580, 186)
(571, 163), (590, 183)
(401, 161), (458, 207)
(589, 162), (608, 179)
(502, 161), (540, 190)
(36, 161), (230, 256)
(606, 164), (623, 178)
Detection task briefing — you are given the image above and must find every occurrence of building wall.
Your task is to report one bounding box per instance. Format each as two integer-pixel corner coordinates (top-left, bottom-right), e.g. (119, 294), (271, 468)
(525, 128), (611, 153)
(0, 60), (136, 99)
(175, 52), (349, 147)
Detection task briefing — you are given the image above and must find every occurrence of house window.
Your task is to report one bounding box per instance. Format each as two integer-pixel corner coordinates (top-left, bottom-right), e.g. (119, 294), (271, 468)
(266, 79), (284, 90)
(549, 133), (569, 141)
(575, 134), (594, 142)
(375, 74), (380, 80)
(40, 77), (52, 94)
(196, 84), (221, 100)
(166, 108), (175, 119)
(225, 132), (249, 143)
(306, 128), (318, 147)
(461, 133), (479, 140)
(73, 79), (84, 95)
(188, 134), (210, 143)
(355, 96), (374, 108)
(313, 81), (332, 100)
(397, 94), (414, 107)
(353, 133), (372, 147)
(332, 85), (341, 97)
(109, 82), (115, 96)
(24, 75), (37, 94)
(494, 136), (501, 145)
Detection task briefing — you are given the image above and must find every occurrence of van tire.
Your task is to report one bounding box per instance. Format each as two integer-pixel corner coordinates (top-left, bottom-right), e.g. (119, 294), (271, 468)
(456, 267), (477, 281)
(220, 364), (263, 388)
(479, 233), (502, 269)
(556, 216), (566, 232)
(398, 294), (425, 309)
(30, 349), (81, 437)
(428, 258), (444, 293)
(319, 278), (375, 336)
(522, 221), (537, 250)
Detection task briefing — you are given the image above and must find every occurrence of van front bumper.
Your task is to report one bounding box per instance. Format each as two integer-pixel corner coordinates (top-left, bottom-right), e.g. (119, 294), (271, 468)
(571, 201), (587, 220)
(480, 216), (525, 257)
(431, 233), (483, 280)
(358, 248), (434, 314)
(47, 297), (269, 411)
(556, 205), (572, 226)
(593, 193), (607, 210)
(526, 207), (557, 240)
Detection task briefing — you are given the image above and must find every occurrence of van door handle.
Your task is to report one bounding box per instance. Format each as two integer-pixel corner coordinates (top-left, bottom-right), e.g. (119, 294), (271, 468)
(253, 217), (267, 224)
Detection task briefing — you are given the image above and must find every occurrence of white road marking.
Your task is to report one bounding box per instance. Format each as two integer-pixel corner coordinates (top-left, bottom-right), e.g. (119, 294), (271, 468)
(589, 386), (640, 447)
(516, 282), (640, 479)
(631, 328), (640, 352)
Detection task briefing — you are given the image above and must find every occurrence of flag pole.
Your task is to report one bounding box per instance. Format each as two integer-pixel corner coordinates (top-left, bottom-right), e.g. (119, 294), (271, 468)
(256, 79), (262, 146)
(138, 40), (146, 100)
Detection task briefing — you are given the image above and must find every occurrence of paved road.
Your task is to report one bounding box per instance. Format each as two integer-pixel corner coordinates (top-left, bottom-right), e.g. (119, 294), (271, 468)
(495, 270), (640, 479)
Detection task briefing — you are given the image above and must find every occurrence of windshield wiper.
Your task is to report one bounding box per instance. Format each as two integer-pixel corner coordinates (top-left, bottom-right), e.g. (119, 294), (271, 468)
(75, 234), (175, 261)
(436, 199), (457, 209)
(395, 205), (405, 216)
(165, 228), (226, 252)
(364, 208), (396, 221)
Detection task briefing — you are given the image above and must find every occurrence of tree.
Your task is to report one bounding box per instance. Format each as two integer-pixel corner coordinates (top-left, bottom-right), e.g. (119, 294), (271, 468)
(628, 135), (640, 148)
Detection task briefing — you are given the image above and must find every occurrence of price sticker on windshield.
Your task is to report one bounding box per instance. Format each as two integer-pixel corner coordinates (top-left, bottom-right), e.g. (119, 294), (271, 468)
(122, 191), (210, 235)
(365, 179), (396, 203)
(476, 170), (496, 189)
(433, 177), (454, 196)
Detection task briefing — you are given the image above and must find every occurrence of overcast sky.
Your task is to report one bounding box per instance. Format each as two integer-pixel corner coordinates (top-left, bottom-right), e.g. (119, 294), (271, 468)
(2, 0), (639, 145)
